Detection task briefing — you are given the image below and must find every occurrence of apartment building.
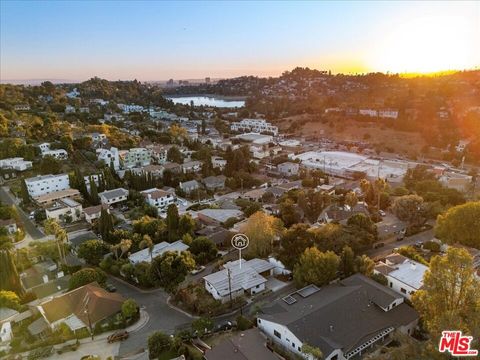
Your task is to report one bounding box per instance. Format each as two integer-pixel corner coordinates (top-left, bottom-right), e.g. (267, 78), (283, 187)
(25, 174), (70, 198)
(97, 147), (120, 170)
(42, 149), (68, 160)
(120, 148), (152, 169)
(230, 119), (279, 135)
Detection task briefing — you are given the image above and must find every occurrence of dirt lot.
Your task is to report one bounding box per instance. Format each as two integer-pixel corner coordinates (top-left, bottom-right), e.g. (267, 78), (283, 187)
(278, 115), (427, 158)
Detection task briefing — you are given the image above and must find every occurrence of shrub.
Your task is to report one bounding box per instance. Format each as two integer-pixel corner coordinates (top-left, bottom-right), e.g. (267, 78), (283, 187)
(236, 315), (253, 331)
(148, 331), (172, 359)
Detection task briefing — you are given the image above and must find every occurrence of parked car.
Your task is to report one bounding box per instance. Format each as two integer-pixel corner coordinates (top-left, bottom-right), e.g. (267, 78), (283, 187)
(191, 266), (206, 275)
(107, 331), (129, 343)
(214, 320), (236, 332)
(379, 210), (386, 217)
(373, 242), (385, 249)
(105, 283), (117, 292)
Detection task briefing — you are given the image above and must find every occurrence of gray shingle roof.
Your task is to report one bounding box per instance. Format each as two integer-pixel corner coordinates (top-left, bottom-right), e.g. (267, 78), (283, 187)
(259, 274), (418, 357)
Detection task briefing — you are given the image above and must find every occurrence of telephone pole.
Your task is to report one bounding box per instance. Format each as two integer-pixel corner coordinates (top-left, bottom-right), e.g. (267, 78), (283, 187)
(227, 267), (233, 308)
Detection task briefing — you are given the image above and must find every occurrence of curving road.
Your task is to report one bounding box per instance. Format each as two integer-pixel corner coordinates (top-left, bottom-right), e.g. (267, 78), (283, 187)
(0, 186), (45, 241)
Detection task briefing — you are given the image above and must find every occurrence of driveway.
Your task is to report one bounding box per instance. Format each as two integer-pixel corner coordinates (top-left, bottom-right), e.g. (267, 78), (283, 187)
(0, 186), (45, 241)
(106, 276), (192, 357)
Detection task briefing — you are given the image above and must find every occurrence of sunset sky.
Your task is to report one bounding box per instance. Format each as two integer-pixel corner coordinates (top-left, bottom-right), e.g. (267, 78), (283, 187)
(1, 1), (479, 82)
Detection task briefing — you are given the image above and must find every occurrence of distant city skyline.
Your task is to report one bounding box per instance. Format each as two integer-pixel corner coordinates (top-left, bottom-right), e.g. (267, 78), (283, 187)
(1, 1), (479, 82)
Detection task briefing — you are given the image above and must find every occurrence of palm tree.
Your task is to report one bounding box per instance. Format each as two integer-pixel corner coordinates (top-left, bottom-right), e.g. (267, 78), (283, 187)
(139, 235), (154, 262)
(44, 219), (67, 264)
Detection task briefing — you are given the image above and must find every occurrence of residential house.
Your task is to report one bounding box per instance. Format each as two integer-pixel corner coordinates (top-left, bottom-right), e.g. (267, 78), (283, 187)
(378, 109), (399, 119)
(204, 328), (279, 360)
(202, 175), (227, 191)
(197, 209), (243, 226)
(45, 199), (83, 223)
(97, 147), (120, 170)
(257, 274), (419, 360)
(20, 260), (71, 300)
(68, 231), (99, 254)
(203, 259), (275, 303)
(42, 149), (68, 160)
(38, 142), (51, 154)
(179, 180), (200, 194)
(163, 162), (182, 174)
(32, 282), (125, 336)
(277, 162), (299, 177)
(359, 109), (378, 117)
(83, 204), (109, 224)
(317, 202), (369, 224)
(13, 104), (30, 111)
(374, 254), (428, 300)
(149, 145), (170, 164)
(0, 157), (33, 171)
(141, 188), (176, 211)
(99, 188), (128, 205)
(181, 160), (202, 174)
(211, 156), (227, 170)
(128, 240), (189, 265)
(0, 219), (17, 234)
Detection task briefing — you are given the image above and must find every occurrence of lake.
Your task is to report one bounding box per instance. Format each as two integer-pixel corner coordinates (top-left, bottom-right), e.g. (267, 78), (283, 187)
(166, 95), (245, 108)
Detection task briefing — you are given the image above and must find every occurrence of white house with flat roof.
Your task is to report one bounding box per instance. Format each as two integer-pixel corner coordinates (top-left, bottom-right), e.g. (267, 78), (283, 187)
(97, 147), (120, 170)
(374, 254), (428, 300)
(0, 158), (32, 171)
(128, 240), (189, 264)
(45, 199), (83, 223)
(42, 149), (68, 160)
(25, 174), (70, 198)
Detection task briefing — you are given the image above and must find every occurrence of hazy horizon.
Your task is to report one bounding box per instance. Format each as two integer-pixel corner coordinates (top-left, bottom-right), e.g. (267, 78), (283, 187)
(1, 1), (479, 82)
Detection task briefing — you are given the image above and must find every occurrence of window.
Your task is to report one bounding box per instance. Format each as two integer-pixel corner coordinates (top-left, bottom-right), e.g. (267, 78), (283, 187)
(292, 342), (295, 348)
(274, 330), (281, 339)
(389, 282), (393, 288)
(401, 288), (407, 294)
(258, 319), (261, 324)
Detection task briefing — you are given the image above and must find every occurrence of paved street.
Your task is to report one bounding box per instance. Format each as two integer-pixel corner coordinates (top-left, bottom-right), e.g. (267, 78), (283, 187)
(106, 276), (192, 357)
(366, 229), (435, 259)
(0, 186), (45, 242)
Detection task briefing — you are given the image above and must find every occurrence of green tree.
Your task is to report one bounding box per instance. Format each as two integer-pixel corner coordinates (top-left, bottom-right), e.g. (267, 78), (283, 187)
(301, 343), (323, 360)
(20, 180), (31, 205)
(39, 155), (62, 174)
(344, 191), (358, 211)
(68, 268), (107, 290)
(98, 209), (114, 243)
(139, 234), (154, 262)
(412, 248), (479, 340)
(148, 331), (173, 359)
(167, 146), (183, 163)
(89, 177), (100, 205)
(77, 239), (109, 265)
(189, 236), (217, 265)
(241, 211), (284, 258)
(293, 248), (339, 288)
(121, 299), (139, 319)
(166, 204), (180, 242)
(354, 255), (375, 276)
(44, 219), (67, 264)
(396, 246), (428, 265)
(340, 245), (355, 277)
(435, 201), (480, 249)
(149, 251), (195, 292)
(0, 290), (21, 310)
(278, 224), (315, 270)
(192, 317), (214, 337)
(178, 214), (195, 238)
(391, 194), (426, 227)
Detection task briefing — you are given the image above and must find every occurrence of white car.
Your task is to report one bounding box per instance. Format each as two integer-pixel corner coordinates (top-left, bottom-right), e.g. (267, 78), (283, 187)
(191, 266), (206, 275)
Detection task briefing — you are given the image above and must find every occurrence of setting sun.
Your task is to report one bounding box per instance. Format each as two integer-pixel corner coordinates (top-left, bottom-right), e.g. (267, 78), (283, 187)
(370, 14), (479, 74)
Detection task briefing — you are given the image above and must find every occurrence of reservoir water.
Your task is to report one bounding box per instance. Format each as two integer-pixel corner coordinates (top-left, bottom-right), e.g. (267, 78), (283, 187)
(166, 96), (245, 108)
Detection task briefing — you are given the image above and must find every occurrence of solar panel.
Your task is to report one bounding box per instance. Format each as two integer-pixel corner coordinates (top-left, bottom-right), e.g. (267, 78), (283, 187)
(297, 284), (320, 298)
(282, 295), (297, 305)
